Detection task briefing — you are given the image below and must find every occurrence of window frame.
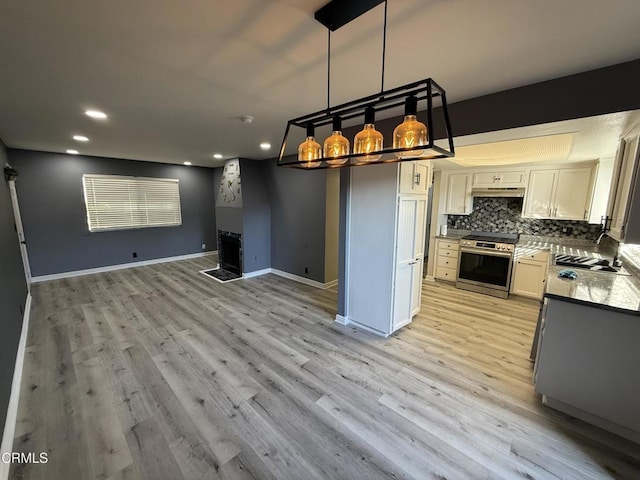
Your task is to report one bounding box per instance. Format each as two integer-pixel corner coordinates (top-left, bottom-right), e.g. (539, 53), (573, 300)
(82, 174), (182, 232)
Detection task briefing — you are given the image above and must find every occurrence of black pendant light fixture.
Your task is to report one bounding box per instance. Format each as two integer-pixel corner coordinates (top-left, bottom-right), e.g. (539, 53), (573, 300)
(277, 0), (455, 169)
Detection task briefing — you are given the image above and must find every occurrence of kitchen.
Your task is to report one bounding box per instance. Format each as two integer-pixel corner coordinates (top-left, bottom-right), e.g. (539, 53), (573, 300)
(419, 109), (640, 445)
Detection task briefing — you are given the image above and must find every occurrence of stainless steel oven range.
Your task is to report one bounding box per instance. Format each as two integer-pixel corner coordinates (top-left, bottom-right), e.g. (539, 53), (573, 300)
(456, 232), (519, 298)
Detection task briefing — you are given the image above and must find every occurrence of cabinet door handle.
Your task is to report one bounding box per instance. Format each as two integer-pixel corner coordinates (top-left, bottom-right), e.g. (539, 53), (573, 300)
(414, 173), (421, 185)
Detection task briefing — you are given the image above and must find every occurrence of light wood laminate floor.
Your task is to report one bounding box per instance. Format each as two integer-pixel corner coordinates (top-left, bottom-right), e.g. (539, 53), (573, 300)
(10, 257), (640, 479)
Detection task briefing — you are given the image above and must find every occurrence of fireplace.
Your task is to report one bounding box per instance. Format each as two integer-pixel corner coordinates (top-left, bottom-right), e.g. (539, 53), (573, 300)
(218, 230), (242, 275)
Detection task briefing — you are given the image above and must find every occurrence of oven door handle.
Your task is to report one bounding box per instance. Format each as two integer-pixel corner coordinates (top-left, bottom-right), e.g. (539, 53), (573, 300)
(459, 247), (513, 258)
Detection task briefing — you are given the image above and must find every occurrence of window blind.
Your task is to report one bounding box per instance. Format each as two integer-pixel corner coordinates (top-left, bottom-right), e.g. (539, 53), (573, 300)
(82, 174), (182, 232)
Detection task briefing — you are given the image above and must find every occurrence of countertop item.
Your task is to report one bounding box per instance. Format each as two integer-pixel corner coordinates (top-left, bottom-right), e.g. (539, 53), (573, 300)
(434, 228), (469, 240)
(545, 264), (640, 315)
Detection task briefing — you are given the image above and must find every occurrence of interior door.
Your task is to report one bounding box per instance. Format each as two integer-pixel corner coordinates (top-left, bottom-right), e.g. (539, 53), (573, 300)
(393, 196), (427, 330)
(411, 197), (427, 315)
(8, 180), (31, 287)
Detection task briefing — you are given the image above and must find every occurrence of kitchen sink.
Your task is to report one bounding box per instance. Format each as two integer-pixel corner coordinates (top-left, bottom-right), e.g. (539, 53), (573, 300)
(554, 255), (621, 273)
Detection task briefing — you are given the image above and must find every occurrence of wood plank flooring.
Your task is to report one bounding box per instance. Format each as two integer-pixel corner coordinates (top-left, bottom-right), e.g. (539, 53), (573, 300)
(9, 257), (640, 479)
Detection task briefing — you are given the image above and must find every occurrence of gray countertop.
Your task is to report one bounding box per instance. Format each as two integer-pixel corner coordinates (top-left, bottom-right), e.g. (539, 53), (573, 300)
(517, 237), (640, 314)
(545, 265), (640, 315)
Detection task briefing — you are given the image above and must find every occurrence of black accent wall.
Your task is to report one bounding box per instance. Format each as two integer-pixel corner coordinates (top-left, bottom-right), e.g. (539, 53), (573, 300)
(9, 149), (217, 277)
(0, 140), (28, 441)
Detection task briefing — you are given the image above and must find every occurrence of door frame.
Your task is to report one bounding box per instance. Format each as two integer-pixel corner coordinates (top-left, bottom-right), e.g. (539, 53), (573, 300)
(8, 180), (32, 288)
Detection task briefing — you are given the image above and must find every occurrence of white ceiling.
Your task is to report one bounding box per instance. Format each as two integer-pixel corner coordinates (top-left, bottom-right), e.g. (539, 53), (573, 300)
(433, 110), (640, 170)
(1, 0), (640, 167)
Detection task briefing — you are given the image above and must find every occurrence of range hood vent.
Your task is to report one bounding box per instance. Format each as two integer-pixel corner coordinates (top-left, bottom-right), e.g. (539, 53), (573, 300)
(471, 187), (525, 198)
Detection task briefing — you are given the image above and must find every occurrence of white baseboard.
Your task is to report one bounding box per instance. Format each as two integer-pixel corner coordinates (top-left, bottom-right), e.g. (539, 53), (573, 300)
(243, 268), (272, 279)
(31, 251), (218, 283)
(334, 314), (349, 326)
(424, 275), (436, 282)
(243, 268), (336, 290)
(270, 269), (335, 289)
(324, 279), (339, 289)
(1, 293), (32, 480)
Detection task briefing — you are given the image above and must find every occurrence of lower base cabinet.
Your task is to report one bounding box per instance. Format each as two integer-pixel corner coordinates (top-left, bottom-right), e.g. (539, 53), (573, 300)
(534, 297), (640, 443)
(434, 239), (459, 281)
(511, 249), (549, 299)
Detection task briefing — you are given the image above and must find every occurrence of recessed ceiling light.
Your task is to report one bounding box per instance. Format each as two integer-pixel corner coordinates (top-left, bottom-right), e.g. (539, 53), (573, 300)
(73, 135), (89, 142)
(260, 143), (271, 150)
(183, 161), (192, 166)
(85, 109), (107, 119)
(66, 149), (79, 155)
(213, 153), (223, 159)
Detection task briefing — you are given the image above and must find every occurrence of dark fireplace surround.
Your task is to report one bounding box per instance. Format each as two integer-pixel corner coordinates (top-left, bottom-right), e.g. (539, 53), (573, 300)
(218, 230), (242, 275)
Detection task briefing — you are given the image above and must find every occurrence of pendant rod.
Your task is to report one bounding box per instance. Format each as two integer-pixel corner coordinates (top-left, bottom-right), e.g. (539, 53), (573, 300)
(380, 0), (388, 93)
(327, 29), (331, 110)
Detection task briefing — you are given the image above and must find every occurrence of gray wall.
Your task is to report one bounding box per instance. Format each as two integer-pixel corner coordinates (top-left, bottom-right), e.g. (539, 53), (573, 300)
(9, 149), (217, 277)
(0, 140), (28, 440)
(267, 158), (327, 283)
(241, 159), (271, 273)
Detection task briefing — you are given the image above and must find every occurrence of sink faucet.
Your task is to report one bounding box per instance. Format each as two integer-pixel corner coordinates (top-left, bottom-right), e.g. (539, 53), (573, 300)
(594, 230), (607, 245)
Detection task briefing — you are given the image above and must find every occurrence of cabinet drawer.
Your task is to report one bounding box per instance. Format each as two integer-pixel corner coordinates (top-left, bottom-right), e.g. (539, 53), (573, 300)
(516, 249), (550, 262)
(435, 266), (457, 281)
(437, 240), (459, 251)
(437, 248), (458, 258)
(437, 255), (458, 270)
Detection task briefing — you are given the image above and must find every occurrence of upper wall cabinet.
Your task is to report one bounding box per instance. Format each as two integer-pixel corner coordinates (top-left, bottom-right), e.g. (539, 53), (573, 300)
(608, 135), (640, 243)
(443, 172), (472, 215)
(399, 160), (431, 195)
(472, 170), (527, 188)
(522, 164), (596, 220)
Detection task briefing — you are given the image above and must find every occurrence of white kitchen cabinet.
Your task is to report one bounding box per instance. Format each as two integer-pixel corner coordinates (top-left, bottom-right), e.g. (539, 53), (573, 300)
(554, 167), (594, 220)
(523, 164), (596, 220)
(522, 170), (556, 218)
(472, 170), (527, 188)
(443, 172), (472, 215)
(434, 239), (459, 281)
(511, 249), (549, 299)
(399, 160), (431, 194)
(608, 135), (640, 242)
(345, 163), (428, 336)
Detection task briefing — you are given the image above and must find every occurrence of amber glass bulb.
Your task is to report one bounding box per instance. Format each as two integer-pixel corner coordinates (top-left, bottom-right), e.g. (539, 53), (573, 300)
(393, 96), (427, 159)
(353, 108), (383, 163)
(324, 131), (350, 165)
(298, 125), (321, 168)
(323, 116), (349, 166)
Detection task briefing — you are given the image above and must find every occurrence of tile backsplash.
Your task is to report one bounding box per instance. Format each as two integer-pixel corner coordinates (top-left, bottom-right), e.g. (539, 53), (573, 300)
(447, 197), (602, 239)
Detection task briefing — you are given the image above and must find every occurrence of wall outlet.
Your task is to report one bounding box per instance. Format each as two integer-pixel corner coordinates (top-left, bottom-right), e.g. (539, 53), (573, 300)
(132, 252), (138, 258)
(202, 243), (206, 250)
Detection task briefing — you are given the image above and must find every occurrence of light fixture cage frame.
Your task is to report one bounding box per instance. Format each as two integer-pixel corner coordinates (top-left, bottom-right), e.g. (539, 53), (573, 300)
(277, 78), (454, 170)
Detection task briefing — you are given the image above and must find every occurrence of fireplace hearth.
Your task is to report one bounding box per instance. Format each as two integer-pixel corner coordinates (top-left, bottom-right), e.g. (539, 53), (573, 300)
(218, 230), (242, 275)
